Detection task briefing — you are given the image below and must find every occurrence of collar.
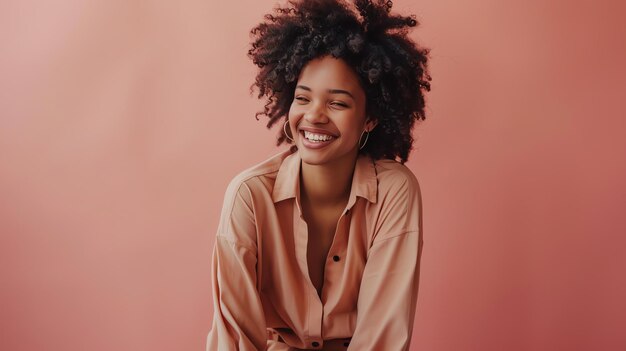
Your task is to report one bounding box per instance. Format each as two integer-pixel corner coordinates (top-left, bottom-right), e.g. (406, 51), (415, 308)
(271, 149), (378, 206)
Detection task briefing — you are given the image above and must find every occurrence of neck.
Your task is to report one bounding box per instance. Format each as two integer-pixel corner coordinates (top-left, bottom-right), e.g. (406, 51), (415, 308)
(299, 151), (358, 208)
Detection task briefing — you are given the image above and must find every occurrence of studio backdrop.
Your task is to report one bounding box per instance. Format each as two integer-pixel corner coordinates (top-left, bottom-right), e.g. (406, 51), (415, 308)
(1, 0), (625, 350)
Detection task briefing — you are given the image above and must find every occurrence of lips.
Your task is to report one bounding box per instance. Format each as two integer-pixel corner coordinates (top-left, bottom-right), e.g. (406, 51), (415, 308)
(298, 126), (339, 138)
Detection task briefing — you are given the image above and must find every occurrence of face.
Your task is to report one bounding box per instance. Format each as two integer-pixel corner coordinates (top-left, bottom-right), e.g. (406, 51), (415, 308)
(287, 55), (377, 167)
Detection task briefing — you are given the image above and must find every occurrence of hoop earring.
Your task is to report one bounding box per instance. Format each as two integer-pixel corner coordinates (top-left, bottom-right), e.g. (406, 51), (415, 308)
(358, 129), (370, 150)
(283, 120), (294, 142)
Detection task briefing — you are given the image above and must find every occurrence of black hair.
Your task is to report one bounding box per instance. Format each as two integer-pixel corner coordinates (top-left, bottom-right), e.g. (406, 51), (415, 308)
(248, 0), (431, 163)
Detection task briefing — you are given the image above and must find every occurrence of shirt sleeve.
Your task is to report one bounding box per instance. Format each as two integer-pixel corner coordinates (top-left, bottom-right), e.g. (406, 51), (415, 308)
(348, 172), (424, 351)
(206, 180), (268, 351)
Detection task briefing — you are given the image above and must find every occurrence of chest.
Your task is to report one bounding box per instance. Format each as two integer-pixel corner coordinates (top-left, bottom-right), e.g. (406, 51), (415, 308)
(302, 206), (345, 294)
(306, 214), (340, 257)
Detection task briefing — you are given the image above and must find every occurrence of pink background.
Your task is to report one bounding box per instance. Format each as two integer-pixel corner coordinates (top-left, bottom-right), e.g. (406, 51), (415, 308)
(1, 0), (625, 350)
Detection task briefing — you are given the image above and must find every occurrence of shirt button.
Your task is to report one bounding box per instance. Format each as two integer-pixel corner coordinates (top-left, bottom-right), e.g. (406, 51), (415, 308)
(312, 341), (320, 347)
(333, 255), (340, 262)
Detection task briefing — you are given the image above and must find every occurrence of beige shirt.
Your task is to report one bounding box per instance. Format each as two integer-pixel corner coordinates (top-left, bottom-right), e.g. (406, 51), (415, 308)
(206, 148), (424, 351)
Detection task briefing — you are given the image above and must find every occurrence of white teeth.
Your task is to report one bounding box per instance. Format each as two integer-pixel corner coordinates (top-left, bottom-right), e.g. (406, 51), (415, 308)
(304, 130), (334, 142)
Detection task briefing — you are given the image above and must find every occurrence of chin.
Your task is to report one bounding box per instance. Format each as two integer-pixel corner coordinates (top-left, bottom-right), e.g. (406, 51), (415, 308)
(299, 151), (332, 166)
(298, 145), (356, 167)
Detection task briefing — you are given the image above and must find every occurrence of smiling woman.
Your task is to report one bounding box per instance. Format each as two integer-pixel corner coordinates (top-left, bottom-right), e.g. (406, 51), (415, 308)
(289, 56), (373, 168)
(206, 0), (431, 350)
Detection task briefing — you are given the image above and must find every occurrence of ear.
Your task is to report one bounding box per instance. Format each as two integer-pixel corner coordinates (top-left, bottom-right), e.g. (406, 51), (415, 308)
(364, 117), (378, 132)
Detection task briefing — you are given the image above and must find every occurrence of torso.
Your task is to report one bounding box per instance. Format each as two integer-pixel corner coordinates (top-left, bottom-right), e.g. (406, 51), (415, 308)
(301, 203), (345, 298)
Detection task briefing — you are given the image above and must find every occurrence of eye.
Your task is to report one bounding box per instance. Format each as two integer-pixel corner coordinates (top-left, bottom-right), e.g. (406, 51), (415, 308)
(330, 101), (349, 108)
(294, 96), (309, 104)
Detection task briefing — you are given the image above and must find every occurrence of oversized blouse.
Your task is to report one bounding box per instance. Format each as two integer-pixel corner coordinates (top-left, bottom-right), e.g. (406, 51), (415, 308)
(206, 148), (424, 351)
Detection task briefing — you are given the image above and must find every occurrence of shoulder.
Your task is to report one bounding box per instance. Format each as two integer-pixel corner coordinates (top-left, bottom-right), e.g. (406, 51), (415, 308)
(222, 149), (293, 205)
(228, 150), (290, 186)
(368, 158), (423, 242)
(216, 149), (293, 241)
(373, 158), (421, 196)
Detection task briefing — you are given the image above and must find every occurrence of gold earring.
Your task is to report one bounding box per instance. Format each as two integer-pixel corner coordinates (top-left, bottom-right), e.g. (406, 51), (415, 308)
(358, 129), (370, 150)
(283, 120), (294, 142)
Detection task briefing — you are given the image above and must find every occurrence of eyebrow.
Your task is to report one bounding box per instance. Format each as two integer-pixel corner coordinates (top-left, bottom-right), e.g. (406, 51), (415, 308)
(296, 85), (355, 100)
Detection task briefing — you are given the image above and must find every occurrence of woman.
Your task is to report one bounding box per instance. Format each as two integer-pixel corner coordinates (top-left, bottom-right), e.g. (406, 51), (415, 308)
(207, 0), (430, 350)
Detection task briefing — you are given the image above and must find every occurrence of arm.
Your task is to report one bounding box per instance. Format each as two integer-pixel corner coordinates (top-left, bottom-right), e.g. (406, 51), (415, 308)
(348, 173), (424, 351)
(206, 181), (267, 351)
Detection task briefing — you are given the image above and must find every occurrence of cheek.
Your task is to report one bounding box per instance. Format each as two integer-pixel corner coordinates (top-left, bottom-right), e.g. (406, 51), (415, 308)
(288, 104), (304, 127)
(340, 116), (366, 139)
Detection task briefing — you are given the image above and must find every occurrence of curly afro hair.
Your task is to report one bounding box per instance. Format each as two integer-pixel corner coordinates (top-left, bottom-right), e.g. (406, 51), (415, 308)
(248, 0), (431, 163)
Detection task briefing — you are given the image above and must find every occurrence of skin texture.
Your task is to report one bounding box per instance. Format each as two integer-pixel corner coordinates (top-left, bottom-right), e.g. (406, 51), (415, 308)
(286, 55), (377, 295)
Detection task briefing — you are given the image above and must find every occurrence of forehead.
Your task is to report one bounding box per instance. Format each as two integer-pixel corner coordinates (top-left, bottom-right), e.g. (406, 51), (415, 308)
(297, 55), (362, 92)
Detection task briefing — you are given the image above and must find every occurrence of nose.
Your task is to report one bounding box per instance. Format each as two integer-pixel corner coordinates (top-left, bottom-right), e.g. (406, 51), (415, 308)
(303, 102), (329, 124)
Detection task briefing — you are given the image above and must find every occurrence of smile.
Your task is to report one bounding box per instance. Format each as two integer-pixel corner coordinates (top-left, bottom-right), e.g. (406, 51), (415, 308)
(303, 130), (335, 142)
